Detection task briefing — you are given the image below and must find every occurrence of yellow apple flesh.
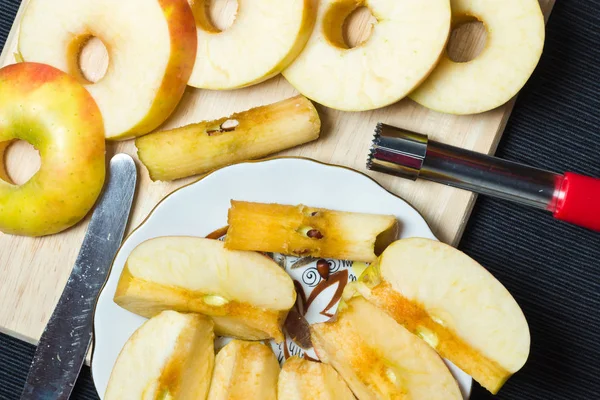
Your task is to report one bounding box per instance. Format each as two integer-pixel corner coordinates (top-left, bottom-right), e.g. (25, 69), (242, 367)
(410, 0), (545, 114)
(105, 311), (215, 400)
(208, 340), (279, 400)
(187, 0), (317, 89)
(283, 0), (451, 111)
(114, 237), (296, 342)
(278, 356), (355, 400)
(18, 0), (197, 140)
(311, 297), (462, 400)
(357, 238), (530, 393)
(0, 62), (105, 237)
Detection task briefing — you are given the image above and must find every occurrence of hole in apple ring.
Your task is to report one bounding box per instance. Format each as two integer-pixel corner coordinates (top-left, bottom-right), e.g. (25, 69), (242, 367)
(447, 16), (488, 63)
(323, 2), (377, 50)
(343, 6), (377, 48)
(0, 140), (41, 186)
(68, 34), (109, 84)
(191, 0), (239, 33)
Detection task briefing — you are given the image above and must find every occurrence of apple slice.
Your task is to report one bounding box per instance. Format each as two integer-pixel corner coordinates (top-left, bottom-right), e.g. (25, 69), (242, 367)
(207, 340), (279, 400)
(356, 238), (530, 394)
(409, 0), (545, 114)
(114, 237), (296, 342)
(283, 0), (451, 111)
(311, 297), (462, 399)
(187, 0), (317, 89)
(18, 0), (197, 140)
(278, 356), (355, 400)
(225, 201), (399, 262)
(105, 310), (214, 400)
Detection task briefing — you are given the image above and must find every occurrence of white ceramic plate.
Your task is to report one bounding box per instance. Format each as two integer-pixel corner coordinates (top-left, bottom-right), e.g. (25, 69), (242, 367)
(91, 157), (472, 398)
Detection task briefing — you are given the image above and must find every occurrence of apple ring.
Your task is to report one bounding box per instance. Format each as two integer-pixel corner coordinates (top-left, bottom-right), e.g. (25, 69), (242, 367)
(18, 0), (197, 140)
(187, 0), (317, 89)
(283, 0), (451, 111)
(0, 63), (106, 237)
(410, 0), (545, 115)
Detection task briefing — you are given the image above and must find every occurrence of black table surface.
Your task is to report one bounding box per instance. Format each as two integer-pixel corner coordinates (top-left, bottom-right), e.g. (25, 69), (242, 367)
(2, 0), (600, 399)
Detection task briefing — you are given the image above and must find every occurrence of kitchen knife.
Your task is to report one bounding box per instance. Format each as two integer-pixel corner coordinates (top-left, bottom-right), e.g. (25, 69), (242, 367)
(20, 153), (137, 400)
(367, 123), (600, 232)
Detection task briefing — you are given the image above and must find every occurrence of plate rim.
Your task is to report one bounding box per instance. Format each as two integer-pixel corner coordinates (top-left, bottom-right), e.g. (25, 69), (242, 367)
(89, 155), (472, 398)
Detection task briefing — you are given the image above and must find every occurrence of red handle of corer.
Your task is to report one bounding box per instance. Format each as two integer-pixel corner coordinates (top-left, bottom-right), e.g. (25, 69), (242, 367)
(553, 172), (600, 232)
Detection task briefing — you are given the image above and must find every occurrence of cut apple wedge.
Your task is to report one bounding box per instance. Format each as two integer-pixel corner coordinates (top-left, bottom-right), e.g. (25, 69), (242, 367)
(225, 201), (398, 262)
(283, 0), (451, 111)
(105, 310), (214, 400)
(208, 340), (279, 400)
(187, 0), (317, 89)
(114, 237), (296, 342)
(311, 297), (462, 399)
(355, 238), (530, 394)
(278, 356), (355, 400)
(18, 0), (197, 139)
(409, 0), (545, 114)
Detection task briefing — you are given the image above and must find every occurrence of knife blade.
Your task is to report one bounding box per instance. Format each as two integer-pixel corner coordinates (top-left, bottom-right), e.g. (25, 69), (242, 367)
(20, 153), (137, 400)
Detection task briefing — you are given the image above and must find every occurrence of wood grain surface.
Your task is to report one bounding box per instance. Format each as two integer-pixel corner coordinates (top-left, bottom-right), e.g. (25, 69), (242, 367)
(0, 0), (554, 344)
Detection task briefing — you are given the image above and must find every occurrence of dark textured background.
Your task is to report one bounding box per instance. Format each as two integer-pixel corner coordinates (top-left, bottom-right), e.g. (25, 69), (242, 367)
(1, 0), (600, 399)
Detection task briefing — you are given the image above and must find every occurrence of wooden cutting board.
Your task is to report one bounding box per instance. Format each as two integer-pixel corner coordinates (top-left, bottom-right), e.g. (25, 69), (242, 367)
(0, 0), (554, 344)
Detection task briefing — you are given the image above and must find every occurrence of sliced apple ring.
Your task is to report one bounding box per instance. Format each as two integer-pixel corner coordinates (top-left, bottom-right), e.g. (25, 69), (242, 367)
(105, 311), (215, 400)
(187, 0), (317, 89)
(0, 63), (105, 237)
(410, 0), (545, 114)
(18, 0), (197, 140)
(356, 238), (530, 394)
(114, 237), (296, 342)
(283, 0), (451, 111)
(311, 297), (463, 399)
